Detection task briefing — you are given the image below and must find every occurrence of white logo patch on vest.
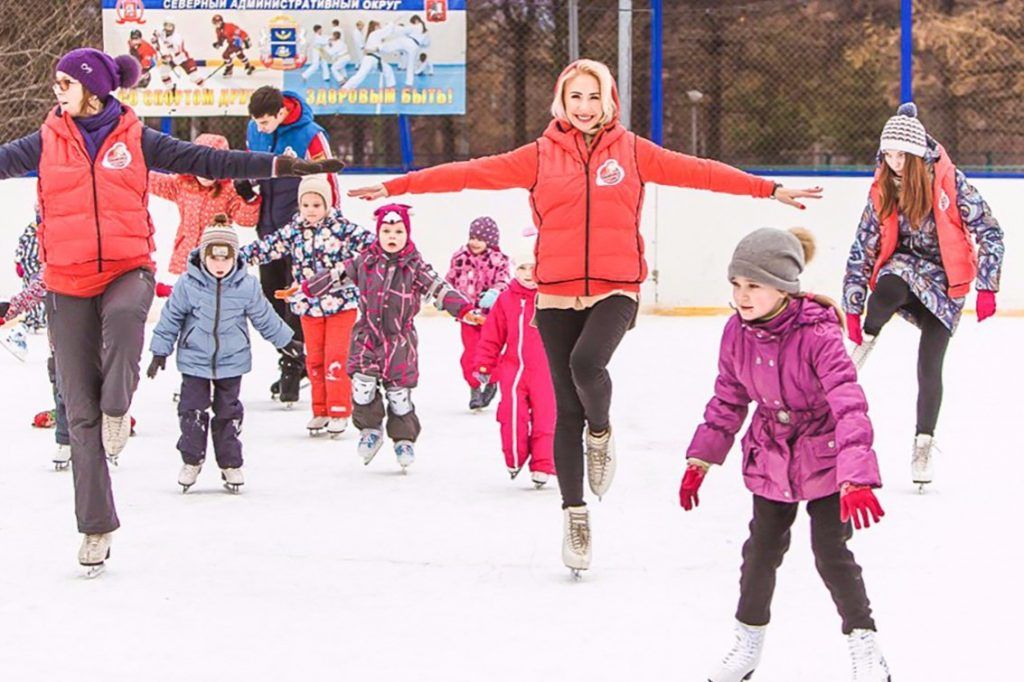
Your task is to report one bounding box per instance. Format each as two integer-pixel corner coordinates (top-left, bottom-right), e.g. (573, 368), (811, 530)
(595, 159), (625, 187)
(282, 146), (298, 158)
(938, 190), (950, 211)
(101, 142), (132, 170)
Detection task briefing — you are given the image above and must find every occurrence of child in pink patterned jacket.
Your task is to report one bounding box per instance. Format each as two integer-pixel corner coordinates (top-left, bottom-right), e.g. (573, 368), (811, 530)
(680, 227), (890, 682)
(445, 216), (510, 411)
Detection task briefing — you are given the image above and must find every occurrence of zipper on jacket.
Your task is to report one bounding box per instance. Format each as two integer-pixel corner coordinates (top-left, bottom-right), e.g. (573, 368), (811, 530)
(574, 136), (593, 296)
(212, 278), (222, 378)
(511, 297), (527, 470)
(91, 162), (103, 273)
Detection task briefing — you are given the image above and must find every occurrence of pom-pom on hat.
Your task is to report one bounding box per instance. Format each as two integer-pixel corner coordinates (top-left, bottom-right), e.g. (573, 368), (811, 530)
(56, 49), (140, 100)
(727, 227), (816, 295)
(879, 102), (927, 158)
(200, 214), (240, 260)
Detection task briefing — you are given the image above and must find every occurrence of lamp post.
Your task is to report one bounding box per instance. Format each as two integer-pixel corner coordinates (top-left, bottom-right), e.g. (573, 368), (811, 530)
(686, 89), (704, 156)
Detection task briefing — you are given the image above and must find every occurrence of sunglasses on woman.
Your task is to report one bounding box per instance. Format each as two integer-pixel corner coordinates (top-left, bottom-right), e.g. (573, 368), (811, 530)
(52, 78), (77, 92)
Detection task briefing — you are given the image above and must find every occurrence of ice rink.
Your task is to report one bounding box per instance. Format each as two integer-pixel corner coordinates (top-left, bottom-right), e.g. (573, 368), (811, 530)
(0, 306), (1018, 681)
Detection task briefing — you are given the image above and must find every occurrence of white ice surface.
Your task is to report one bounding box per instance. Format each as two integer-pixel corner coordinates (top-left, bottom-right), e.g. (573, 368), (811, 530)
(0, 313), (1019, 681)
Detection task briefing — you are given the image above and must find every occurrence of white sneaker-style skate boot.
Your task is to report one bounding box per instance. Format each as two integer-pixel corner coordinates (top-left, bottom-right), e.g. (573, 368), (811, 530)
(327, 417), (349, 438)
(562, 505), (591, 578)
(101, 413), (132, 462)
(531, 471), (549, 489)
(395, 440), (415, 472)
(221, 467), (244, 493)
(912, 433), (935, 492)
(78, 532), (112, 578)
(708, 621), (767, 682)
(358, 429), (385, 465)
(846, 629), (891, 681)
(178, 462), (203, 493)
(306, 416), (329, 436)
(585, 426), (616, 500)
(850, 334), (878, 371)
(1, 324), (28, 361)
(53, 444), (71, 471)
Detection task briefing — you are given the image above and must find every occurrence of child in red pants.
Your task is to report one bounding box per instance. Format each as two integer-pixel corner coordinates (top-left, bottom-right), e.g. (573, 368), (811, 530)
(445, 216), (510, 411)
(474, 243), (556, 488)
(239, 175), (373, 436)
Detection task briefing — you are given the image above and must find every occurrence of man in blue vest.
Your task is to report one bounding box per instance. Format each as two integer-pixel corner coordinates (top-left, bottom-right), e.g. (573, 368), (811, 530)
(240, 86), (340, 404)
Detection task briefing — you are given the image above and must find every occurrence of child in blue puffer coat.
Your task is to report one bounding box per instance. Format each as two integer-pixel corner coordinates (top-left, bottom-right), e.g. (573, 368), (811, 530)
(147, 215), (301, 493)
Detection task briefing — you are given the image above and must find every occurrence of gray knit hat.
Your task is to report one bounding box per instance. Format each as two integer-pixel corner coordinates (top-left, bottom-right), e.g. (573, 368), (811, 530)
(728, 228), (811, 294)
(879, 102), (927, 158)
(200, 215), (239, 259)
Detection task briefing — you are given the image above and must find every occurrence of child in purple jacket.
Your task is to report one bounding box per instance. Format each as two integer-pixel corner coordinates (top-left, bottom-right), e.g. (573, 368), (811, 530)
(303, 204), (482, 472)
(680, 228), (890, 682)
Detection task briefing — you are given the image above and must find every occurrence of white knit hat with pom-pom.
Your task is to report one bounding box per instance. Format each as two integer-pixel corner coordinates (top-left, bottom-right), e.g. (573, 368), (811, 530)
(879, 102), (927, 157)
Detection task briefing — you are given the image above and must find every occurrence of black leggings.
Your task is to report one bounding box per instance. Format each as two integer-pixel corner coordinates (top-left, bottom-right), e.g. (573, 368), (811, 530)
(863, 275), (951, 435)
(535, 295), (638, 508)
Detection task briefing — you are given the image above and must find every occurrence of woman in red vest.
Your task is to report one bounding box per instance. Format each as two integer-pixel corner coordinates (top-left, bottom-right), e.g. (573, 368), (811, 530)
(348, 59), (820, 577)
(0, 48), (341, 576)
(843, 103), (1005, 493)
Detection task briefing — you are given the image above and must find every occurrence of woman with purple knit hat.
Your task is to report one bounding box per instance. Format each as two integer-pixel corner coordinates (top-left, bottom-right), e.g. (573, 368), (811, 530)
(0, 47), (343, 576)
(444, 216), (511, 410)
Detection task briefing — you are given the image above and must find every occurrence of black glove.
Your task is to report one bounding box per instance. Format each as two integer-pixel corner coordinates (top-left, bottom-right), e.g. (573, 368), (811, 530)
(279, 339), (304, 360)
(302, 268), (346, 299)
(213, 41), (221, 49)
(0, 301), (9, 320)
(233, 179), (258, 203)
(146, 355), (166, 379)
(274, 156), (345, 177)
(243, 38), (252, 49)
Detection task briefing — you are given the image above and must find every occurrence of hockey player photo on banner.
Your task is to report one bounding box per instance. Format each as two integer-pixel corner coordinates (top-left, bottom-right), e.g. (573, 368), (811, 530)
(101, 0), (466, 117)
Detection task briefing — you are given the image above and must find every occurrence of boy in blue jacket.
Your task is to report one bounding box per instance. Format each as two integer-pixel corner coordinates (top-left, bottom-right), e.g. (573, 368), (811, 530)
(147, 215), (301, 493)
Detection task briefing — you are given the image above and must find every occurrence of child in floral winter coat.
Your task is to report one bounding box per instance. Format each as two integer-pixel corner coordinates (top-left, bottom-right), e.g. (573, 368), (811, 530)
(14, 210), (46, 330)
(148, 133), (261, 293)
(681, 228), (890, 682)
(239, 174), (374, 435)
(445, 216), (510, 410)
(474, 241), (556, 488)
(302, 203), (482, 471)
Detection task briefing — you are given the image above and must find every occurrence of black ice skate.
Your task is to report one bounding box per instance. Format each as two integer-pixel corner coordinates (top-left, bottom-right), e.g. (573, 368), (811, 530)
(479, 382), (498, 409)
(277, 356), (305, 407)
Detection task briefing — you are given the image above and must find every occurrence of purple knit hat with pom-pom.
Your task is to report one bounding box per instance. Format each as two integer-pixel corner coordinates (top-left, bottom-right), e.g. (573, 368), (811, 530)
(56, 48), (140, 100)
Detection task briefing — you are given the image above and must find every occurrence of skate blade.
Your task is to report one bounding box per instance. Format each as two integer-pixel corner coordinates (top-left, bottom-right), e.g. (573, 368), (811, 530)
(534, 481), (547, 490)
(915, 482), (930, 494)
(172, 393), (180, 403)
(308, 429), (323, 437)
(107, 456), (119, 467)
(569, 568), (585, 581)
(180, 483), (193, 494)
(82, 564), (106, 579)
(54, 462), (69, 471)
(223, 483), (242, 494)
(328, 431), (345, 439)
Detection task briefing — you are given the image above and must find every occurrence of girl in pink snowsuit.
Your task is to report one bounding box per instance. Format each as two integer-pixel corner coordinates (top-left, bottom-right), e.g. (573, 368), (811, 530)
(474, 244), (556, 488)
(445, 216), (510, 410)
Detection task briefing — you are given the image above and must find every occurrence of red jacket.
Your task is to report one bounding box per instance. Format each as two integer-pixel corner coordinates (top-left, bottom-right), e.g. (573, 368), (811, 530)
(37, 106), (154, 297)
(868, 143), (977, 298)
(149, 133), (261, 275)
(384, 125), (774, 297)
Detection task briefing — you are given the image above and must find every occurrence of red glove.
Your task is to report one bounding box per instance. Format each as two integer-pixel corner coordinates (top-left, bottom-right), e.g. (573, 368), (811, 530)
(15, 263), (24, 279)
(155, 282), (174, 298)
(839, 483), (884, 530)
(976, 290), (996, 322)
(678, 463), (707, 511)
(459, 307), (487, 326)
(846, 313), (863, 346)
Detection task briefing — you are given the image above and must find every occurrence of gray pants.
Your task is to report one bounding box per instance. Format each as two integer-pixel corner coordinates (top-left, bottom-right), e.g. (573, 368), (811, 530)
(46, 269), (155, 534)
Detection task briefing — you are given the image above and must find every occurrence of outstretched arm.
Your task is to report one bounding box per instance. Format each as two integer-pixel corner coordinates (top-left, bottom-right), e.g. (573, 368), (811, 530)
(0, 132), (42, 179)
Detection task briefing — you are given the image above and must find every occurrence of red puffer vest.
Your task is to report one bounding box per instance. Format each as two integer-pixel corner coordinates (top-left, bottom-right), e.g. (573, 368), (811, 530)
(869, 143), (977, 298)
(37, 105), (154, 297)
(532, 120), (646, 295)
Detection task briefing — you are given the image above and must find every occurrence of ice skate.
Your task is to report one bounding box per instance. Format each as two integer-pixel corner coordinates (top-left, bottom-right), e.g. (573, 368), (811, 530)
(846, 629), (891, 681)
(244, 64), (256, 76)
(221, 467), (244, 493)
(562, 506), (591, 579)
(468, 387), (484, 411)
(78, 532), (112, 578)
(1, 324), (28, 362)
(327, 417), (348, 439)
(508, 466), (523, 480)
(358, 428), (384, 465)
(307, 415), (329, 436)
(101, 413), (131, 464)
(850, 333), (877, 371)
(277, 356), (305, 407)
(222, 62), (234, 78)
(178, 462), (202, 493)
(585, 426), (616, 500)
(172, 392), (180, 403)
(912, 433), (935, 492)
(270, 378), (280, 400)
(708, 621), (766, 682)
(479, 382), (498, 409)
(531, 471), (550, 489)
(395, 440), (415, 472)
(53, 444), (70, 471)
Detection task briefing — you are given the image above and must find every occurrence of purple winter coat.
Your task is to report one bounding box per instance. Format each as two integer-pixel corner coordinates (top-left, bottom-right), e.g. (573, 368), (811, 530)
(686, 298), (881, 503)
(344, 241), (470, 388)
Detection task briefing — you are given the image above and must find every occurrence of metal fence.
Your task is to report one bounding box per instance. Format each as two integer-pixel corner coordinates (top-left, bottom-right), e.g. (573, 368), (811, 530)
(3, 1), (1024, 173)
